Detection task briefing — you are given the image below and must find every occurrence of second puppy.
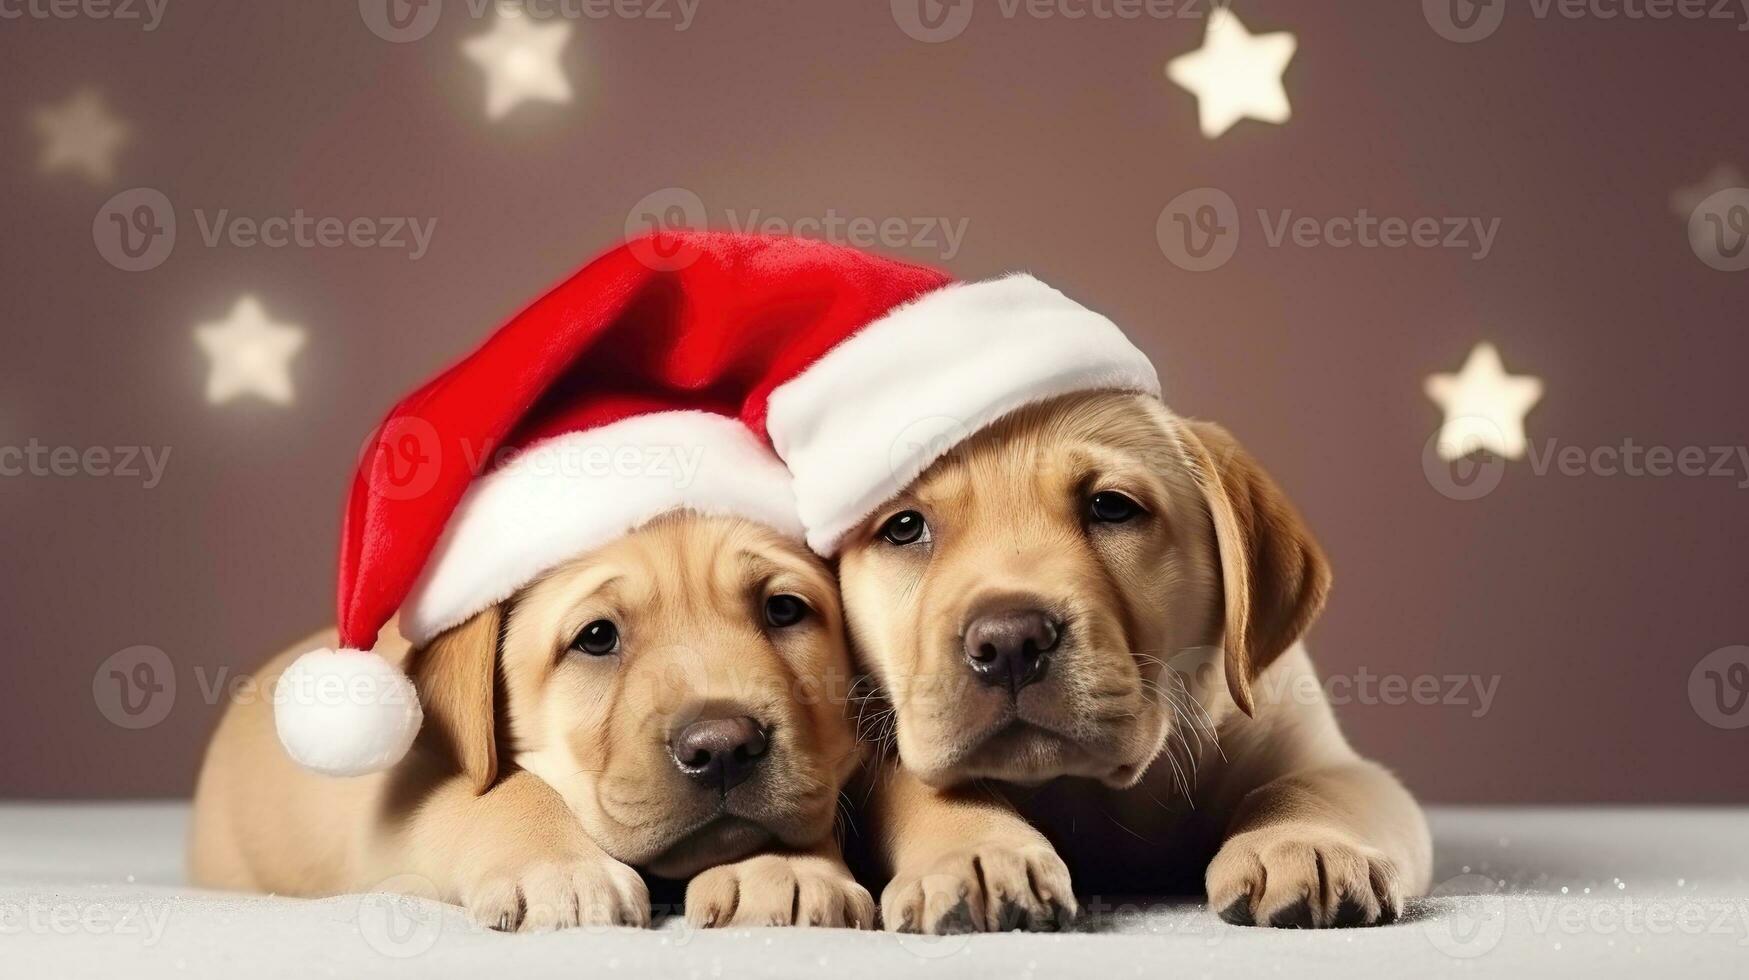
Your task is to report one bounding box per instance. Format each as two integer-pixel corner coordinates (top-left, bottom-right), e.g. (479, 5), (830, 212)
(192, 512), (870, 930)
(189, 237), (889, 931)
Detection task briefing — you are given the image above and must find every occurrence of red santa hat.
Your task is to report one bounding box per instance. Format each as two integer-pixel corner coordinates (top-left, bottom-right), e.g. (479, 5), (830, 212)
(277, 231), (1157, 776)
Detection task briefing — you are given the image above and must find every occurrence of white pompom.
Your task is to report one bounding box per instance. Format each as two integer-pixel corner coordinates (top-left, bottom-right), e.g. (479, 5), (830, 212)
(273, 648), (422, 777)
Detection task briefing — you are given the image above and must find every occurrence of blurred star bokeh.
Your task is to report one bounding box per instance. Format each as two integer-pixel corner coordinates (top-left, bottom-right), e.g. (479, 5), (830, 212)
(2, 1), (1745, 800)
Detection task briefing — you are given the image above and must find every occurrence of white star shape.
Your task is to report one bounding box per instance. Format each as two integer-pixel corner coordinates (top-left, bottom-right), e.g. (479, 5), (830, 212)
(1670, 164), (1744, 219)
(195, 296), (307, 406)
(461, 8), (574, 120)
(1166, 7), (1297, 139)
(1425, 343), (1544, 461)
(34, 88), (130, 183)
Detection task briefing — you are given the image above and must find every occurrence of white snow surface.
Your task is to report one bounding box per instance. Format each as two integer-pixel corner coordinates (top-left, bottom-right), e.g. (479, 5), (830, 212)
(2, 803), (1745, 978)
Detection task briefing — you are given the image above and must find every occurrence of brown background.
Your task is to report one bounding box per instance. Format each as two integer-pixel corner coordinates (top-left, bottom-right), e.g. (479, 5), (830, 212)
(2, 1), (1744, 801)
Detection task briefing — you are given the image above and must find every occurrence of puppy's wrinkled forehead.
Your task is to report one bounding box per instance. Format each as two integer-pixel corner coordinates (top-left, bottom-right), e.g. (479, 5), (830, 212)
(510, 514), (838, 657)
(551, 516), (827, 598)
(907, 393), (1192, 519)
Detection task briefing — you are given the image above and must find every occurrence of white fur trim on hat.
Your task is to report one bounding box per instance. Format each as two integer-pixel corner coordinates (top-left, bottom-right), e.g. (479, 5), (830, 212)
(400, 410), (803, 647)
(274, 648), (422, 777)
(766, 274), (1161, 555)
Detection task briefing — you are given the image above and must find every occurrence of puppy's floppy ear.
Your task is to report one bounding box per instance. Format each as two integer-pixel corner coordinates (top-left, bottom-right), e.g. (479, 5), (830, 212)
(1177, 419), (1331, 717)
(407, 605), (503, 793)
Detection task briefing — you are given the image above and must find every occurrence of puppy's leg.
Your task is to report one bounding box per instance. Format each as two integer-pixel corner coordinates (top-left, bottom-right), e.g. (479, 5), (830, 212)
(370, 768), (650, 931)
(1208, 761), (1429, 929)
(1205, 654), (1432, 929)
(867, 760), (1075, 934)
(686, 836), (875, 929)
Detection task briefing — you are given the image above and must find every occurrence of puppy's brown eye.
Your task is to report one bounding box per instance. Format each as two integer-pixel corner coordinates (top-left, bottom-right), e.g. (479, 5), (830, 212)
(571, 620), (619, 656)
(1089, 491), (1143, 524)
(880, 510), (929, 546)
(764, 594), (809, 628)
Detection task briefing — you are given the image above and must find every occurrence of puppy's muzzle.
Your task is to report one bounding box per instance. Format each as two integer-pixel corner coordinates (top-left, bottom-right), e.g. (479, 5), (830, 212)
(670, 715), (769, 794)
(963, 607), (1060, 694)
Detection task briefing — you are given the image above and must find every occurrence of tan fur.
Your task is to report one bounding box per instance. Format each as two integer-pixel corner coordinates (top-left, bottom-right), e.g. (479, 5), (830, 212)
(1180, 418), (1333, 717)
(190, 514), (873, 931)
(838, 392), (1432, 932)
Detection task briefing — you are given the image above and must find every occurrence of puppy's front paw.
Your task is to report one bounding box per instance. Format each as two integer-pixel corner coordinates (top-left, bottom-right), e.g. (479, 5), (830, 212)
(882, 841), (1076, 934)
(463, 852), (650, 932)
(686, 853), (876, 929)
(1208, 827), (1402, 928)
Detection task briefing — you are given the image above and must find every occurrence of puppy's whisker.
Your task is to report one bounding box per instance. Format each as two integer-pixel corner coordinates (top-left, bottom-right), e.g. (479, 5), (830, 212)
(1164, 689), (1215, 780)
(1175, 685), (1224, 764)
(1142, 659), (1223, 767)
(1128, 663), (1216, 806)
(1101, 806), (1155, 845)
(1161, 728), (1190, 802)
(834, 791), (860, 839)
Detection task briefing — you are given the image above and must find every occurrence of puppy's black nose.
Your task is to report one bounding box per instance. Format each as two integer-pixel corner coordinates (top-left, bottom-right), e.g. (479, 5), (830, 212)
(963, 609), (1059, 693)
(671, 716), (769, 793)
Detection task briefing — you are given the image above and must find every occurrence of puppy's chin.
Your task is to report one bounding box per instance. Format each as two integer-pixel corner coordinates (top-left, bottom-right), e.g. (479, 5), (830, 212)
(904, 722), (1119, 788)
(904, 715), (1166, 790)
(610, 801), (839, 880)
(641, 817), (773, 880)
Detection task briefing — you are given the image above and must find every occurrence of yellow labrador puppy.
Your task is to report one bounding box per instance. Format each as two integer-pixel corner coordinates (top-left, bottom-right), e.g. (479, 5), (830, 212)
(839, 391), (1431, 932)
(191, 514), (874, 931)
